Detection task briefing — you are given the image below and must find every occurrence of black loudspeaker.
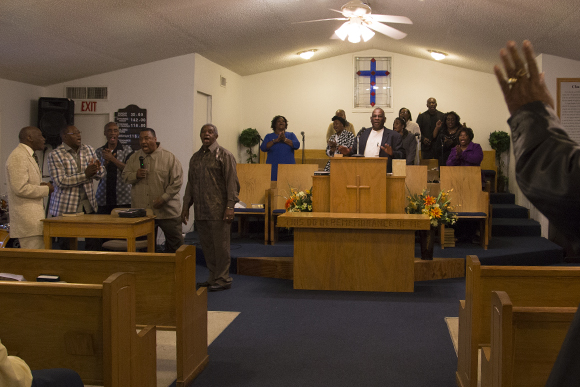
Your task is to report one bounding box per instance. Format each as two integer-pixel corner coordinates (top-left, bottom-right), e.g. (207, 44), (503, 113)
(37, 97), (75, 147)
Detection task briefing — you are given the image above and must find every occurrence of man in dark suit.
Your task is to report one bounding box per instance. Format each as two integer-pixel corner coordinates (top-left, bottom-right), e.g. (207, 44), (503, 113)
(416, 97), (445, 159)
(340, 107), (404, 172)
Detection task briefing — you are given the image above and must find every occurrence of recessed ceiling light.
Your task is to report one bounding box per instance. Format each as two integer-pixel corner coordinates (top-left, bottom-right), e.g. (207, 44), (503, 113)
(298, 49), (317, 59)
(428, 50), (448, 61)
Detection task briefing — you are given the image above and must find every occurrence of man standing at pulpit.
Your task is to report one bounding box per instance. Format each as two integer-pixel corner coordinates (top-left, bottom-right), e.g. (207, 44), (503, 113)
(343, 107), (404, 172)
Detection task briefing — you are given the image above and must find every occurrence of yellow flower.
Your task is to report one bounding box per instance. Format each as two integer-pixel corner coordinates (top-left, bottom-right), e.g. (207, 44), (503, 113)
(430, 207), (442, 219)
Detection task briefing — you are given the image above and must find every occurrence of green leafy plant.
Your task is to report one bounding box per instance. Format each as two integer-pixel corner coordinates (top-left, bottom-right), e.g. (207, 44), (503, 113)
(489, 131), (511, 192)
(239, 128), (260, 163)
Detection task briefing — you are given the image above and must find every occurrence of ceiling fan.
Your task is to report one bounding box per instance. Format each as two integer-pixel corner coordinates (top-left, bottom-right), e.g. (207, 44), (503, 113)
(298, 0), (412, 43)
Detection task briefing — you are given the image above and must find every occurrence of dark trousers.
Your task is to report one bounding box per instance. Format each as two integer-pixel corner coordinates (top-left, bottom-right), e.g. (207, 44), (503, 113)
(156, 217), (184, 253)
(196, 219), (232, 285)
(31, 368), (83, 387)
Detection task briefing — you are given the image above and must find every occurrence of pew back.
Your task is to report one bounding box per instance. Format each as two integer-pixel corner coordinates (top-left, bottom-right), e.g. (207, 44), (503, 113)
(0, 272), (156, 387)
(236, 163), (271, 243)
(0, 245), (207, 387)
(457, 255), (580, 387)
(480, 291), (576, 387)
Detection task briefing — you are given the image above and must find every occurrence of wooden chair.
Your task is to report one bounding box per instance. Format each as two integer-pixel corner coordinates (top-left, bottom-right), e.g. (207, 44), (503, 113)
(480, 291), (576, 387)
(0, 229), (9, 247)
(269, 164), (319, 244)
(481, 150), (497, 193)
(295, 149), (329, 170)
(0, 272), (156, 387)
(440, 166), (490, 249)
(456, 255), (580, 387)
(102, 208), (154, 251)
(404, 165), (428, 204)
(0, 245), (207, 387)
(235, 163), (271, 244)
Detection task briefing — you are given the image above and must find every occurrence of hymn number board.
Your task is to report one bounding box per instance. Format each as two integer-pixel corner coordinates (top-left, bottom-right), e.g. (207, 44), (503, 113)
(115, 105), (147, 151)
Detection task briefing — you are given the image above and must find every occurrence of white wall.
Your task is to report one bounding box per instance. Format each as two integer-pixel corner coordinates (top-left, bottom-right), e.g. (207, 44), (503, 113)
(193, 54), (244, 160)
(0, 79), (45, 194)
(241, 49), (509, 151)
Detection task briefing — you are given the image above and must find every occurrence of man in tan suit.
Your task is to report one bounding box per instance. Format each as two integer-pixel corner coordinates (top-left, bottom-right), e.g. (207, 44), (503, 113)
(5, 127), (54, 249)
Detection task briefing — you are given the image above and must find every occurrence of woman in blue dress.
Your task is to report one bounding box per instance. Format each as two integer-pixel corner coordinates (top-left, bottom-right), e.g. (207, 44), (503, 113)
(260, 115), (300, 180)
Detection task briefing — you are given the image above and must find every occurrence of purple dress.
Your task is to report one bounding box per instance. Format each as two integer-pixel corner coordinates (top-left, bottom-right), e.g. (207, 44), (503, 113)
(446, 141), (483, 166)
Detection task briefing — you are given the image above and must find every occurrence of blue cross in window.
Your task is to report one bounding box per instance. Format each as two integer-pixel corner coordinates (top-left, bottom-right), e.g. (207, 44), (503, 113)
(357, 58), (390, 107)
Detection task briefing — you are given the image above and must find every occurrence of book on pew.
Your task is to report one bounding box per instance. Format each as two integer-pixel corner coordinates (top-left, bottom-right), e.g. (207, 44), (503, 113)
(37, 274), (61, 282)
(0, 273), (25, 281)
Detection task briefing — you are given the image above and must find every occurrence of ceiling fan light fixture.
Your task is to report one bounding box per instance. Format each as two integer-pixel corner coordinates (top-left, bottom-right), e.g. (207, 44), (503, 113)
(298, 49), (317, 59)
(360, 25), (375, 42)
(429, 50), (447, 61)
(335, 22), (350, 41)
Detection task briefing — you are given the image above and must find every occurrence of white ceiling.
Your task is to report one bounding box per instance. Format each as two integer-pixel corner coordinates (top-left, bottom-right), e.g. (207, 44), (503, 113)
(2, 0), (580, 86)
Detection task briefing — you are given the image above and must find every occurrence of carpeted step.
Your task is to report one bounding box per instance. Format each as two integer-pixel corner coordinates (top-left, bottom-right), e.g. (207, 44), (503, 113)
(490, 192), (515, 205)
(492, 218), (541, 237)
(492, 204), (529, 219)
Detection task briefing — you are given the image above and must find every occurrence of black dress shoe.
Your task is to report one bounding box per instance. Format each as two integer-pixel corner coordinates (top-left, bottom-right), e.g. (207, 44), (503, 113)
(208, 283), (231, 292)
(196, 281), (212, 288)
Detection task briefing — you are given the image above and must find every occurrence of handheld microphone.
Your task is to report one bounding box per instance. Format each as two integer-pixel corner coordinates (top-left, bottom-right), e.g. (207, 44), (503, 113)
(139, 156), (145, 169)
(300, 131), (305, 137)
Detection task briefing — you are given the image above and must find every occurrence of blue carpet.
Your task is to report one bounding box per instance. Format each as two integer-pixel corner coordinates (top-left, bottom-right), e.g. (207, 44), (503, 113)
(172, 264), (464, 387)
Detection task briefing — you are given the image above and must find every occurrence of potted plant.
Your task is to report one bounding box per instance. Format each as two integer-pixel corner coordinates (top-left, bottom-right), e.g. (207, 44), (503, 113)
(405, 189), (457, 260)
(489, 130), (511, 192)
(239, 128), (261, 163)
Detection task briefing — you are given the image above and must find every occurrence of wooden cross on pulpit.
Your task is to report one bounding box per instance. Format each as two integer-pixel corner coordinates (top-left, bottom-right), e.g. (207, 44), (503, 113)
(329, 158), (388, 213)
(346, 175), (370, 213)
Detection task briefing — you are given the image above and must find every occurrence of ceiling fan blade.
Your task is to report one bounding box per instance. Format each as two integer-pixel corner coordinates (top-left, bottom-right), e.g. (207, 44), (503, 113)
(367, 20), (407, 40)
(293, 17), (348, 24)
(329, 9), (344, 15)
(369, 15), (413, 25)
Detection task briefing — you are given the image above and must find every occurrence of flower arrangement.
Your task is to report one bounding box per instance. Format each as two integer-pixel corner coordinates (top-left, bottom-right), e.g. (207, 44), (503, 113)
(405, 189), (457, 228)
(285, 187), (313, 212)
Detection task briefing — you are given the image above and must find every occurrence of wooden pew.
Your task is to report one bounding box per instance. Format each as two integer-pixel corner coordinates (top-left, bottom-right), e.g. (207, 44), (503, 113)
(456, 255), (580, 387)
(0, 272), (156, 387)
(480, 291), (576, 387)
(440, 166), (490, 249)
(0, 245), (207, 387)
(260, 149), (328, 170)
(235, 163), (271, 244)
(269, 164), (319, 244)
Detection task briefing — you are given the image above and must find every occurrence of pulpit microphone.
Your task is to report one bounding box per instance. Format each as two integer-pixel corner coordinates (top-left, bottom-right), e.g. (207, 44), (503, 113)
(139, 156), (145, 169)
(352, 134), (364, 157)
(300, 132), (305, 163)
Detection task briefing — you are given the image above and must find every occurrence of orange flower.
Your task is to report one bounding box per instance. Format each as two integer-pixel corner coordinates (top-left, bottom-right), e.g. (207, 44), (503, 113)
(424, 195), (436, 206)
(285, 198), (294, 210)
(430, 207), (442, 219)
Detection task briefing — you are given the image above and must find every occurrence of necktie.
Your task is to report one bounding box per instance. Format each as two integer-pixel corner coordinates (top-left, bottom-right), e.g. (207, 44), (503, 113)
(32, 152), (39, 165)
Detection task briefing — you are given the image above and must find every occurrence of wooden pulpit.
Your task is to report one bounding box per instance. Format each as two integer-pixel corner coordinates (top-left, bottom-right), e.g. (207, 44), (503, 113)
(313, 158), (405, 214)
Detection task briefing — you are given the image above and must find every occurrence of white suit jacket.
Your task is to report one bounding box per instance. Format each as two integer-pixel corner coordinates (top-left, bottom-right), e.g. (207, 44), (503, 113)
(5, 143), (50, 238)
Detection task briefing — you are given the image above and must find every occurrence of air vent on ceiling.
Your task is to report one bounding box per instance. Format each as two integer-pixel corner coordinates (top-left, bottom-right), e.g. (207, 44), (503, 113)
(65, 87), (108, 100)
(220, 76), (227, 88)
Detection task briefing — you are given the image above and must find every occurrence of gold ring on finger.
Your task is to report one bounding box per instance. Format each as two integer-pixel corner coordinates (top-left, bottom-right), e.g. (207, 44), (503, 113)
(515, 68), (528, 77)
(507, 78), (518, 85)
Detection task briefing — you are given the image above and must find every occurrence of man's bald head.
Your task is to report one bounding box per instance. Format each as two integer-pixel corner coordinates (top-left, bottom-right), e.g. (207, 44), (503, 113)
(18, 126), (45, 151)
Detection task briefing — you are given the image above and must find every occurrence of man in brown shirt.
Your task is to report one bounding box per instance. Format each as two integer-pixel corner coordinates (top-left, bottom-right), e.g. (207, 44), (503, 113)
(181, 124), (240, 291)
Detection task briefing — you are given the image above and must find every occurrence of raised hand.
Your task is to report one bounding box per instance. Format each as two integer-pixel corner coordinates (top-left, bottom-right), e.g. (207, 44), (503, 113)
(494, 40), (555, 115)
